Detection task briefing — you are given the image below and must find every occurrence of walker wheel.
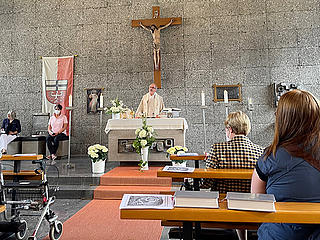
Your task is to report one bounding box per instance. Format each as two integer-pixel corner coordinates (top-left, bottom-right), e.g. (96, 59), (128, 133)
(15, 219), (27, 240)
(49, 220), (63, 240)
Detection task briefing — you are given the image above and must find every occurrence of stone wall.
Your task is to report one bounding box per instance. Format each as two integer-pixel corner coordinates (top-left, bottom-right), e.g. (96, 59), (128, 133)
(0, 0), (319, 154)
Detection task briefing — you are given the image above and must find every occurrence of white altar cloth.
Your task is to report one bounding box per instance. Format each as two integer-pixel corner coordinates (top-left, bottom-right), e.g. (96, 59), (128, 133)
(105, 118), (188, 134)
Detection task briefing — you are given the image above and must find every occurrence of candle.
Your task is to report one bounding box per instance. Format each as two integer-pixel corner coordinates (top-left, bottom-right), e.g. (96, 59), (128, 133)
(100, 94), (104, 108)
(248, 97), (252, 105)
(201, 91), (205, 106)
(69, 95), (72, 107)
(224, 90), (228, 104)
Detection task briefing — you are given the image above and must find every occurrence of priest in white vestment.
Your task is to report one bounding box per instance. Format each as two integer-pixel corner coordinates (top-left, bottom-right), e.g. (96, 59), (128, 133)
(135, 83), (164, 118)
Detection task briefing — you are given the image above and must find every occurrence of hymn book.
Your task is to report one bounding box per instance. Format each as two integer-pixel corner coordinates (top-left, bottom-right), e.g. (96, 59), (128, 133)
(226, 192), (276, 212)
(120, 194), (174, 210)
(174, 190), (219, 209)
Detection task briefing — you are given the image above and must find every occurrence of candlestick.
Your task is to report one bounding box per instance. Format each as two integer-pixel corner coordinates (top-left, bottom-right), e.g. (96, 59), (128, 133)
(69, 95), (72, 107)
(201, 91), (205, 106)
(100, 94), (104, 108)
(248, 97), (252, 105)
(224, 90), (228, 104)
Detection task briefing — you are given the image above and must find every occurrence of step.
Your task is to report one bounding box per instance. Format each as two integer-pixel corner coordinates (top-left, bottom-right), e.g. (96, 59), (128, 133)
(54, 185), (97, 199)
(100, 166), (171, 186)
(48, 176), (100, 186)
(94, 185), (171, 200)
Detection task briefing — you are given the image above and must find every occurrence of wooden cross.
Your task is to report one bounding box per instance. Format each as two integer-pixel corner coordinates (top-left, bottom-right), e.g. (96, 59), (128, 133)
(132, 6), (182, 89)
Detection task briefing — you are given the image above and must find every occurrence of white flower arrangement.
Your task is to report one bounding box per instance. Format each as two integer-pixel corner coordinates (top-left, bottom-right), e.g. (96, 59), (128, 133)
(166, 146), (188, 163)
(132, 118), (156, 170)
(132, 118), (156, 154)
(88, 144), (108, 163)
(105, 98), (126, 114)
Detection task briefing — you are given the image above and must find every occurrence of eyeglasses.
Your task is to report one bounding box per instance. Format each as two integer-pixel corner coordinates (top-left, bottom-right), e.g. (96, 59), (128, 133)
(149, 87), (156, 89)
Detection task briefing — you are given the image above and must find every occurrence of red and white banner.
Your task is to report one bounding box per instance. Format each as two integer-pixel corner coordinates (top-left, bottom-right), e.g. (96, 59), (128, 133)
(42, 56), (74, 135)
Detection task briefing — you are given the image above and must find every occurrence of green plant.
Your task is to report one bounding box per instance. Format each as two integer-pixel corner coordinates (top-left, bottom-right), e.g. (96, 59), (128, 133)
(132, 118), (156, 155)
(88, 144), (108, 163)
(138, 159), (147, 171)
(166, 146), (188, 163)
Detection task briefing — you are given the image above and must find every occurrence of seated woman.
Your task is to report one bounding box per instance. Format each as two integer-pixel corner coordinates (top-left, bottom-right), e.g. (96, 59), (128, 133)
(46, 104), (68, 163)
(202, 111), (264, 193)
(202, 111), (264, 240)
(0, 110), (21, 154)
(251, 89), (320, 240)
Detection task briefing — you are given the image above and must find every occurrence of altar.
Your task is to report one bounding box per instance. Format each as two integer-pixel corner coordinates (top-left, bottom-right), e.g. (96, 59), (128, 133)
(105, 118), (188, 162)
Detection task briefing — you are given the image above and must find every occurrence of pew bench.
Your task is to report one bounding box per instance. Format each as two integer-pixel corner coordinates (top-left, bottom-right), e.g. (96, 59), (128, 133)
(121, 201), (320, 240)
(2, 170), (43, 181)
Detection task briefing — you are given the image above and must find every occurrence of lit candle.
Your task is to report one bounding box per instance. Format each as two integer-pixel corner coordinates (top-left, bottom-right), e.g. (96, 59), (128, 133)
(69, 95), (72, 107)
(224, 90), (228, 104)
(100, 94), (104, 108)
(201, 91), (205, 106)
(248, 97), (252, 105)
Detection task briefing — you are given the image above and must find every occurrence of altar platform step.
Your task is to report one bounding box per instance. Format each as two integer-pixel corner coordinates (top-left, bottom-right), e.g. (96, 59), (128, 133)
(54, 185), (97, 199)
(99, 166), (171, 186)
(94, 185), (172, 200)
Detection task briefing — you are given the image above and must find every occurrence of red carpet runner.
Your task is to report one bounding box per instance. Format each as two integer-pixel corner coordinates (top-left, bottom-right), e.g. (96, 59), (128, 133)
(57, 166), (172, 240)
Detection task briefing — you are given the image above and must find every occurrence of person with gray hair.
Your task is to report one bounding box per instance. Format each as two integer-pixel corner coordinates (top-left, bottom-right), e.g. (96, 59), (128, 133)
(0, 110), (21, 154)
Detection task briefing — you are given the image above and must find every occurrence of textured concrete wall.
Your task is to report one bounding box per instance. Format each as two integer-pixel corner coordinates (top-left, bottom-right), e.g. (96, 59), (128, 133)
(0, 0), (320, 155)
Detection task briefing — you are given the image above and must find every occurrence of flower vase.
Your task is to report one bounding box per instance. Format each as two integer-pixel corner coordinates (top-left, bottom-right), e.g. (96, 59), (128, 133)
(140, 146), (149, 170)
(172, 161), (187, 167)
(112, 113), (120, 119)
(92, 160), (106, 174)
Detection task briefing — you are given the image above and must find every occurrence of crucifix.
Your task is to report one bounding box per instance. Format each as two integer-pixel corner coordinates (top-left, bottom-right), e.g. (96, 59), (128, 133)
(132, 6), (182, 88)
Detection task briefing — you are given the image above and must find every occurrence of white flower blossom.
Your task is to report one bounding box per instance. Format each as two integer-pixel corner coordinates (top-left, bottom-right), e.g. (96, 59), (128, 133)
(139, 129), (147, 138)
(135, 128), (141, 136)
(140, 140), (147, 147)
(147, 126), (154, 133)
(90, 152), (99, 158)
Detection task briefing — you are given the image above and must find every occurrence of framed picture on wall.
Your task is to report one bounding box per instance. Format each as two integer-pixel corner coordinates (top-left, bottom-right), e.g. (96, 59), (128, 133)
(86, 88), (103, 114)
(213, 84), (242, 102)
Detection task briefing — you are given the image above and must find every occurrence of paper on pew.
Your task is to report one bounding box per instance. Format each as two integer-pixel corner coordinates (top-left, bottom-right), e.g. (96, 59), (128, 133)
(176, 152), (199, 156)
(163, 165), (195, 173)
(120, 194), (174, 209)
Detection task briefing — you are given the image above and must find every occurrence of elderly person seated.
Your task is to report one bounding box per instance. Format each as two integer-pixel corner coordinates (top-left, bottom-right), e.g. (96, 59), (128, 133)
(0, 110), (21, 154)
(202, 110), (264, 240)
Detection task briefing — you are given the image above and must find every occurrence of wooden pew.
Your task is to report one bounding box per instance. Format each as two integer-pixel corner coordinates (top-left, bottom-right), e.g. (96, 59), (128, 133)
(121, 201), (320, 240)
(157, 168), (253, 179)
(2, 170), (43, 181)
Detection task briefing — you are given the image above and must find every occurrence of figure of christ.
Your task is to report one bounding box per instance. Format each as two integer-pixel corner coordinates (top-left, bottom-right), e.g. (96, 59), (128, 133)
(139, 19), (173, 71)
(88, 90), (99, 113)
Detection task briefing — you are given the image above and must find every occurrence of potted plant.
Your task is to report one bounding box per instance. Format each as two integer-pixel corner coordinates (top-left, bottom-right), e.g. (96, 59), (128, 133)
(88, 144), (108, 174)
(166, 146), (188, 167)
(105, 97), (126, 119)
(132, 118), (156, 171)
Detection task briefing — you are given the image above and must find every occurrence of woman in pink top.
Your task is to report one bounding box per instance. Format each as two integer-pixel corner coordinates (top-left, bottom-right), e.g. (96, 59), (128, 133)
(46, 104), (68, 163)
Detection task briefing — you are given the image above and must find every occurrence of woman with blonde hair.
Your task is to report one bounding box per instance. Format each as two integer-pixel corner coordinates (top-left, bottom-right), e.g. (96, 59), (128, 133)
(251, 90), (320, 240)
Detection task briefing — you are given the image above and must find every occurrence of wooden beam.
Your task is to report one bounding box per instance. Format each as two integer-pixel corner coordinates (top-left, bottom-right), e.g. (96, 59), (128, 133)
(132, 17), (182, 28)
(154, 70), (161, 88)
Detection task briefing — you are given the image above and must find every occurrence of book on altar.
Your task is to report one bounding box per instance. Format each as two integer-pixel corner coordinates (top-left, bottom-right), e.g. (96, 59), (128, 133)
(174, 190), (219, 209)
(120, 194), (174, 210)
(163, 165), (195, 173)
(226, 192), (276, 212)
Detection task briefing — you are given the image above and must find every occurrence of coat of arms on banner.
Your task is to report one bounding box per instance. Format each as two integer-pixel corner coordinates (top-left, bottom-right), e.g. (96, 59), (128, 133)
(46, 79), (68, 104)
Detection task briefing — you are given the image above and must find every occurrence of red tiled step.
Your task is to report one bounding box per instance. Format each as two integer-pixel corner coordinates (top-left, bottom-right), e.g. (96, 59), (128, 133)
(100, 166), (171, 186)
(94, 185), (171, 200)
